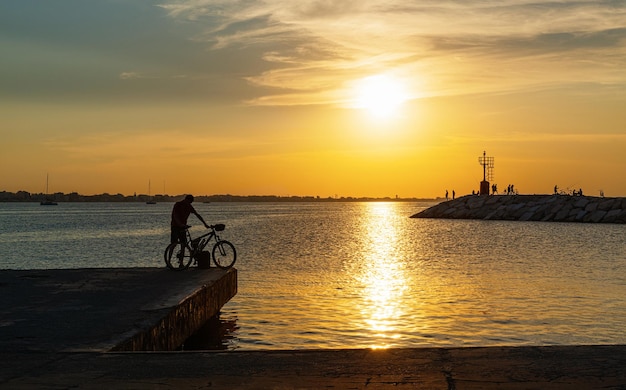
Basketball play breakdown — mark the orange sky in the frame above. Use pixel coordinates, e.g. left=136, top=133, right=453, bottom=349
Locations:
left=2, top=1, right=626, bottom=198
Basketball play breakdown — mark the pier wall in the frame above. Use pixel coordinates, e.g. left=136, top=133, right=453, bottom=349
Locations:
left=412, top=195, right=626, bottom=223
left=111, top=268, right=237, bottom=352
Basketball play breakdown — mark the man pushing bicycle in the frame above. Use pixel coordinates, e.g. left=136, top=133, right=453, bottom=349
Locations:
left=170, top=195, right=209, bottom=245
left=165, top=195, right=237, bottom=271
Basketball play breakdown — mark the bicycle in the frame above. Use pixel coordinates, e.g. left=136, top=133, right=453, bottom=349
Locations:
left=164, top=224, right=237, bottom=271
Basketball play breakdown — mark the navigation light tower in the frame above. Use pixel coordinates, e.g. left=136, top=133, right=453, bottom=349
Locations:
left=478, top=151, right=494, bottom=196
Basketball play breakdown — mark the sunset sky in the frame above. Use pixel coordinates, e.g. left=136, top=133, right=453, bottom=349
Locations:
left=2, top=1, right=626, bottom=198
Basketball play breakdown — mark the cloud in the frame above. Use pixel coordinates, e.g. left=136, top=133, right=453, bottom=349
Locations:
left=5, top=1, right=625, bottom=106
left=119, top=72, right=143, bottom=80
left=156, top=0, right=626, bottom=106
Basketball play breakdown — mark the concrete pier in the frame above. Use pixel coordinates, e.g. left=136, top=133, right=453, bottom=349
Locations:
left=2, top=268, right=625, bottom=388
left=0, top=267, right=237, bottom=352
left=1, top=345, right=625, bottom=388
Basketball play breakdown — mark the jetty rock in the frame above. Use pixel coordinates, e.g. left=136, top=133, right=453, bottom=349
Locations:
left=411, top=195, right=626, bottom=224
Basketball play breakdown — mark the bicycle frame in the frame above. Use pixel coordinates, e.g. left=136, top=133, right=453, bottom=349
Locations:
left=185, top=229, right=215, bottom=257
left=181, top=224, right=228, bottom=258
left=165, top=223, right=236, bottom=270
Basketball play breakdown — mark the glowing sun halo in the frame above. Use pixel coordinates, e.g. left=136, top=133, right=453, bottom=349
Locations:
left=352, top=74, right=410, bottom=119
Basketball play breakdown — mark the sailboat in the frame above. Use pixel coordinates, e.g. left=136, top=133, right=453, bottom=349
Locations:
left=40, top=174, right=58, bottom=206
left=146, top=180, right=156, bottom=204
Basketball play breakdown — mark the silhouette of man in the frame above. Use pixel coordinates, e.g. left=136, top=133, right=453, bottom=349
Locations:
left=171, top=195, right=209, bottom=244
left=445, top=190, right=449, bottom=200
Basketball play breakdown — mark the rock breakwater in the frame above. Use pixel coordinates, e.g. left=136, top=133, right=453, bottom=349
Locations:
left=411, top=195, right=626, bottom=223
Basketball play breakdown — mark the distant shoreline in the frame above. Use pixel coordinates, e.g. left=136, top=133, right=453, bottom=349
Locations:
left=0, top=191, right=440, bottom=203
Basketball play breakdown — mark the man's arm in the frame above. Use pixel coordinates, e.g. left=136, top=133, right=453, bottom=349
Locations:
left=193, top=211, right=210, bottom=228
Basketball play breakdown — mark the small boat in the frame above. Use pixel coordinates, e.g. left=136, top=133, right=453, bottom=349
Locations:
left=41, top=174, right=58, bottom=206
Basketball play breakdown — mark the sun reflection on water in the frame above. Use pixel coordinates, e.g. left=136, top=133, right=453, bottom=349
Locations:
left=357, top=202, right=409, bottom=349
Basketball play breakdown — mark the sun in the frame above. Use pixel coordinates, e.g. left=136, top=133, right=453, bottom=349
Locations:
left=352, top=74, right=410, bottom=119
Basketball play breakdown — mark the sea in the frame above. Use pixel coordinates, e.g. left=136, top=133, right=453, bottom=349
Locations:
left=1, top=201, right=625, bottom=351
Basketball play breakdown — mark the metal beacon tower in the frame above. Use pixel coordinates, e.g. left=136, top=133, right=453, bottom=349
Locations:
left=478, top=151, right=494, bottom=196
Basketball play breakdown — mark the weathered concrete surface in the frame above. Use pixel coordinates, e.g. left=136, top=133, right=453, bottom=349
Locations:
left=0, top=267, right=237, bottom=352
left=1, top=345, right=625, bottom=389
left=412, top=195, right=626, bottom=223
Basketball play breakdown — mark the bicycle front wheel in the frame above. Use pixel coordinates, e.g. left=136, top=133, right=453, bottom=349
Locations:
left=212, top=240, right=236, bottom=269
left=164, top=243, right=193, bottom=271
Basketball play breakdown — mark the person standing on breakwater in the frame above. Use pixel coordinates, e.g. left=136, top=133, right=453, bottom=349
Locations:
left=171, top=195, right=210, bottom=245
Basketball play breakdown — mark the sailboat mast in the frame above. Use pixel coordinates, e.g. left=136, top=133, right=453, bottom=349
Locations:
left=41, top=173, right=58, bottom=205
left=146, top=179, right=157, bottom=204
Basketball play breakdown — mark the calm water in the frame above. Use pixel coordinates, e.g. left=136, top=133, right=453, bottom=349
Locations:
left=1, top=201, right=625, bottom=350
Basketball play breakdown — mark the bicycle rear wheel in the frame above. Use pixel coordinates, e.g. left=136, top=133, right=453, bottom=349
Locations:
left=212, top=240, right=236, bottom=269
left=164, top=242, right=193, bottom=271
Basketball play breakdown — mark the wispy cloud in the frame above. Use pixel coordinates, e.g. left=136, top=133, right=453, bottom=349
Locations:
left=119, top=72, right=144, bottom=80
left=158, top=0, right=626, bottom=105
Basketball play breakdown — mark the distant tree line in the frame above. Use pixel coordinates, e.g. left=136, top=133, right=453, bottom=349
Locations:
left=0, top=190, right=436, bottom=203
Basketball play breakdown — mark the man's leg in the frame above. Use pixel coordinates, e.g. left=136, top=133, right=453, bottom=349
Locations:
left=171, top=227, right=178, bottom=244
